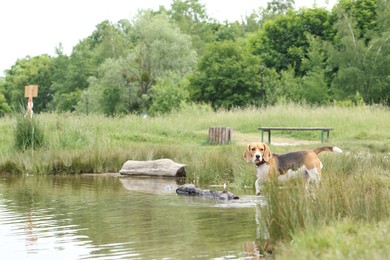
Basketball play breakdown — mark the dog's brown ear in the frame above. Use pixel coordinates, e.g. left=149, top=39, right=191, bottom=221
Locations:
left=263, top=143, right=272, bottom=162
left=243, top=145, right=252, bottom=162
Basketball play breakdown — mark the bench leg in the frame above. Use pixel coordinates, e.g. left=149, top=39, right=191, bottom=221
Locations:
left=321, top=130, right=331, bottom=143
left=260, top=130, right=271, bottom=144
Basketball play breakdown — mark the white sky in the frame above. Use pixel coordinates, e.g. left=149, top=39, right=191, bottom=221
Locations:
left=0, top=0, right=337, bottom=76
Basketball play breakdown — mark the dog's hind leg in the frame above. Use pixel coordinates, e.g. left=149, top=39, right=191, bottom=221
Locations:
left=304, top=166, right=321, bottom=201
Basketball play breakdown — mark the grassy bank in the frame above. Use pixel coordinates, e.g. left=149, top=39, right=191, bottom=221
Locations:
left=1, top=103, right=390, bottom=257
left=0, top=103, right=389, bottom=184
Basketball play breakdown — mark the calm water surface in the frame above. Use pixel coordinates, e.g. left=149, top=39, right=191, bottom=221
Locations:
left=0, top=175, right=267, bottom=259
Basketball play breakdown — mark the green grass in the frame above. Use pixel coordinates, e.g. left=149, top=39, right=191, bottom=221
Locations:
left=277, top=219, right=390, bottom=259
left=0, top=103, right=390, bottom=257
left=0, top=103, right=389, bottom=179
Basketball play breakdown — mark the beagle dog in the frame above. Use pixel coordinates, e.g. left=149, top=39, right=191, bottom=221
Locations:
left=243, top=142, right=342, bottom=195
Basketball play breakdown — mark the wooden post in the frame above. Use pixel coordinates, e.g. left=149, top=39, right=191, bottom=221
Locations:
left=24, top=85, right=38, bottom=119
left=208, top=127, right=232, bottom=144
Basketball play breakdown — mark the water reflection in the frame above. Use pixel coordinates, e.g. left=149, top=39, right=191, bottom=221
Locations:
left=0, top=175, right=269, bottom=259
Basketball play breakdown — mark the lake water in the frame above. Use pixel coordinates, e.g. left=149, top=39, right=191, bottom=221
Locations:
left=0, top=175, right=268, bottom=259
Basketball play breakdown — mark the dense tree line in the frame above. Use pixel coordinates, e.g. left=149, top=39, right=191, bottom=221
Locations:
left=0, top=0, right=389, bottom=116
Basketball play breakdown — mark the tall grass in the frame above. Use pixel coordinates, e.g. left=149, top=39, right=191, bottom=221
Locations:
left=14, top=113, right=44, bottom=151
left=260, top=152, right=390, bottom=255
left=0, top=103, right=389, bottom=177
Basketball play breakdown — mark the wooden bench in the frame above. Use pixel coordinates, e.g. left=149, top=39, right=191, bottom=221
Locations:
left=258, top=127, right=333, bottom=144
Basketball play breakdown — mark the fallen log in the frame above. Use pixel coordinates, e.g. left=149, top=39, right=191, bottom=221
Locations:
left=176, top=184, right=239, bottom=200
left=119, top=159, right=186, bottom=177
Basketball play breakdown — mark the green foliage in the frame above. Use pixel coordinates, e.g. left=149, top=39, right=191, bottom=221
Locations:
left=329, top=11, right=390, bottom=104
left=168, top=0, right=216, bottom=51
left=300, top=70, right=330, bottom=104
left=258, top=0, right=295, bottom=24
left=249, top=8, right=335, bottom=75
left=338, top=0, right=378, bottom=42
left=14, top=114, right=44, bottom=151
left=334, top=91, right=365, bottom=107
left=0, top=91, right=11, bottom=117
left=121, top=11, right=196, bottom=111
left=45, top=49, right=86, bottom=112
left=190, top=40, right=261, bottom=109
left=3, top=55, right=54, bottom=112
left=148, top=72, right=190, bottom=116
left=1, top=0, right=390, bottom=112
left=84, top=58, right=128, bottom=116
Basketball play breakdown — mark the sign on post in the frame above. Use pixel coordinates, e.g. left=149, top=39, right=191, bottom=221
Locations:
left=24, top=85, right=38, bottom=98
left=24, top=85, right=38, bottom=119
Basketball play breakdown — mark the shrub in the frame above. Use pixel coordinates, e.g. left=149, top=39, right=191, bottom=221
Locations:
left=148, top=72, right=189, bottom=116
left=14, top=114, right=44, bottom=151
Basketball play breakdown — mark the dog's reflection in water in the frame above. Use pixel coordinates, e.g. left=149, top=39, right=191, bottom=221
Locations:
left=243, top=199, right=272, bottom=259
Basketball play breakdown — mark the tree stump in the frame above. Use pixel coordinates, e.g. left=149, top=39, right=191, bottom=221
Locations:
left=208, top=127, right=232, bottom=144
left=119, top=159, right=186, bottom=177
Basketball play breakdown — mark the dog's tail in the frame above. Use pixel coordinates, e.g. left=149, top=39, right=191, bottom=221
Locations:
left=314, top=146, right=343, bottom=154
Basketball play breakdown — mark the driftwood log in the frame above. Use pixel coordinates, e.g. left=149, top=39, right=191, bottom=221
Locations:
left=119, top=159, right=186, bottom=177
left=176, top=184, right=239, bottom=200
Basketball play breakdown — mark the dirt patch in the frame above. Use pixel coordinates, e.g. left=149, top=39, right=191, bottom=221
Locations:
left=233, top=131, right=318, bottom=146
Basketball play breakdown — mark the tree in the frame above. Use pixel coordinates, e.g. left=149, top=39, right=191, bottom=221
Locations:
left=3, top=55, right=54, bottom=112
left=249, top=8, right=335, bottom=76
left=337, top=0, right=378, bottom=43
left=50, top=21, right=133, bottom=112
left=124, top=11, right=196, bottom=110
left=189, top=40, right=261, bottom=109
left=148, top=71, right=190, bottom=116
left=77, top=58, right=128, bottom=116
left=0, top=78, right=11, bottom=116
left=168, top=0, right=215, bottom=51
left=261, top=0, right=295, bottom=22
left=0, top=92, right=11, bottom=116
left=329, top=4, right=390, bottom=104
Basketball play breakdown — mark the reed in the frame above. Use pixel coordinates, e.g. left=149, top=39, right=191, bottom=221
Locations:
left=260, top=152, right=390, bottom=249
left=13, top=113, right=44, bottom=151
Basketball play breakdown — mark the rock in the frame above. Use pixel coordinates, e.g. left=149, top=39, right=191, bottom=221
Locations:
left=176, top=184, right=239, bottom=200
left=119, top=159, right=186, bottom=177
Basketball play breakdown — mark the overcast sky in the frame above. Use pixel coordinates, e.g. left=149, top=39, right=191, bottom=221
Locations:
left=0, top=0, right=336, bottom=76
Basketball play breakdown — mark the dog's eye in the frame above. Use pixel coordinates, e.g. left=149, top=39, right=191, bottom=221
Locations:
left=260, top=148, right=264, bottom=151
left=251, top=148, right=256, bottom=151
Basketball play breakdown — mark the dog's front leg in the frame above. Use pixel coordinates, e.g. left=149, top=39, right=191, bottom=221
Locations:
left=255, top=177, right=263, bottom=195
left=255, top=165, right=269, bottom=195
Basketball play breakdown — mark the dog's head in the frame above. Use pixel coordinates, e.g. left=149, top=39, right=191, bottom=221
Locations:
left=243, top=142, right=272, bottom=164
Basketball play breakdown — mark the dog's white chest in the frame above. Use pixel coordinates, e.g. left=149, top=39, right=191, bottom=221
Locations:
left=256, top=164, right=269, bottom=178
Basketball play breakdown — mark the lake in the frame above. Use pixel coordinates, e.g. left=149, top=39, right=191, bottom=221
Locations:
left=0, top=175, right=268, bottom=259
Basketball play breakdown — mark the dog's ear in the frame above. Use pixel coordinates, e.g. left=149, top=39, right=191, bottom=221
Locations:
left=243, top=144, right=252, bottom=162
left=263, top=143, right=272, bottom=162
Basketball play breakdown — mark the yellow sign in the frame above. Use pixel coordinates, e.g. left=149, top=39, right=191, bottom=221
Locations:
left=24, top=85, right=38, bottom=98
